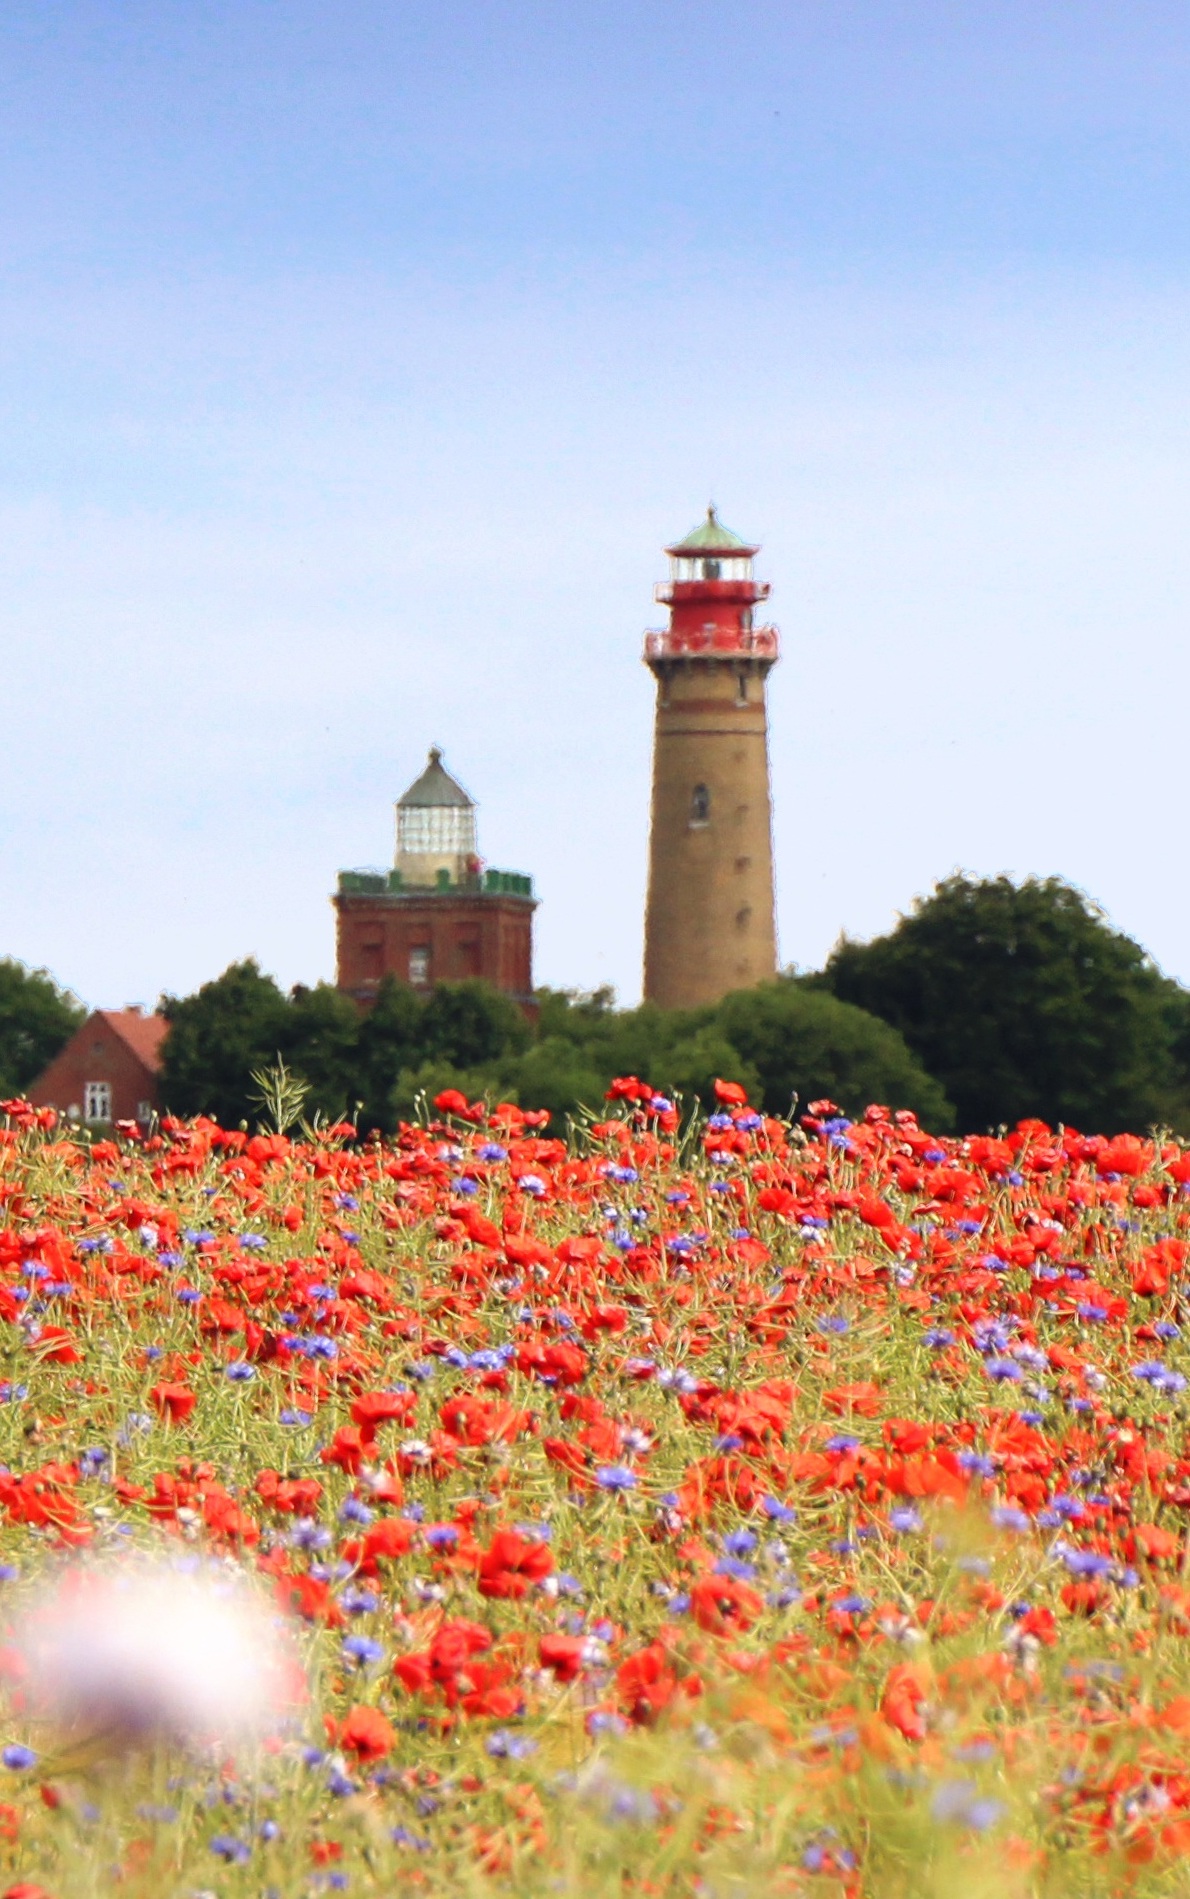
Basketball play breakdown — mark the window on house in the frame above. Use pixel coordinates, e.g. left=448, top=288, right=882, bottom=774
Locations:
left=83, top=1081, right=112, bottom=1123
left=136, top=1100, right=153, bottom=1123
left=409, top=946, right=430, bottom=985
left=690, top=783, right=711, bottom=826
left=457, top=937, right=482, bottom=978
left=360, top=936, right=384, bottom=979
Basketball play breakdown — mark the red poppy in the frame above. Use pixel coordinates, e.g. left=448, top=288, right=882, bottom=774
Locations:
left=477, top=1528, right=554, bottom=1600
left=148, top=1381, right=196, bottom=1425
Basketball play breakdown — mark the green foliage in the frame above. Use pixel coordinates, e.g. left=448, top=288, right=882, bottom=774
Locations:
left=820, top=873, right=1190, bottom=1134
left=180, top=890, right=1190, bottom=1138
left=355, top=975, right=424, bottom=1130
left=386, top=1058, right=503, bottom=1126
left=496, top=1037, right=608, bottom=1127
left=160, top=960, right=291, bottom=1126
left=159, top=967, right=533, bottom=1134
left=280, top=983, right=363, bottom=1121
left=472, top=983, right=944, bottom=1131
left=0, top=958, right=85, bottom=1095
left=248, top=1056, right=311, bottom=1135
left=419, top=979, right=532, bottom=1067
left=716, top=978, right=954, bottom=1127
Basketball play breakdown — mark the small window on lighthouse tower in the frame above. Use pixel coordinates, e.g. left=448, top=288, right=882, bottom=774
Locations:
left=690, top=784, right=711, bottom=826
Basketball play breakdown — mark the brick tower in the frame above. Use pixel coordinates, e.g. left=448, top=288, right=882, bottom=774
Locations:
left=334, top=749, right=536, bottom=1008
left=642, top=508, right=779, bottom=1009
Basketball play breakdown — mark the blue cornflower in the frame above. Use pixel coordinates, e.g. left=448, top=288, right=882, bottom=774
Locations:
left=210, top=1835, right=251, bottom=1863
left=984, top=1357, right=1023, bottom=1382
left=722, top=1529, right=757, bottom=1556
left=1059, top=1547, right=1112, bottom=1577
left=889, top=1507, right=923, bottom=1533
left=486, top=1730, right=537, bottom=1759
left=225, top=1361, right=255, bottom=1382
left=290, top=1519, right=332, bottom=1551
left=2, top=1745, right=36, bottom=1770
left=594, top=1465, right=636, bottom=1492
left=990, top=1507, right=1031, bottom=1532
left=761, top=1496, right=796, bottom=1522
left=340, top=1588, right=379, bottom=1616
left=342, top=1635, right=384, bottom=1668
left=932, top=1782, right=1002, bottom=1830
left=714, top=1556, right=757, bottom=1581
left=1134, top=1361, right=1188, bottom=1392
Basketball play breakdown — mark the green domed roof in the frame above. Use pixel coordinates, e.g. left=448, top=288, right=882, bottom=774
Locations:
left=666, top=505, right=757, bottom=557
left=397, top=748, right=474, bottom=809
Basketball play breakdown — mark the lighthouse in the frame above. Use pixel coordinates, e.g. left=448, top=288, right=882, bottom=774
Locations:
left=642, top=508, right=779, bottom=1009
left=334, top=749, right=536, bottom=1008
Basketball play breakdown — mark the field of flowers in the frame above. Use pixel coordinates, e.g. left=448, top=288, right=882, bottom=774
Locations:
left=3, top=1082, right=1190, bottom=1897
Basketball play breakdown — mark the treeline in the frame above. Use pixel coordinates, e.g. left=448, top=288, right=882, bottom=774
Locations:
left=157, top=874, right=1190, bottom=1135
left=7, top=874, right=1190, bottom=1135
left=157, top=958, right=949, bottom=1132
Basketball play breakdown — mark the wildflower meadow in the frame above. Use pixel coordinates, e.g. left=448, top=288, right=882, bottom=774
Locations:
left=3, top=1082, right=1190, bottom=1896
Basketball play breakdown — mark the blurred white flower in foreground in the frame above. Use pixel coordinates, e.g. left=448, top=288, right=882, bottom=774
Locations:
left=9, top=1562, right=305, bottom=1752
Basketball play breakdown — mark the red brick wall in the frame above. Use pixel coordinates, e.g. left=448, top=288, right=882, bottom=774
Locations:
left=335, top=893, right=535, bottom=1008
left=30, top=1016, right=162, bottom=1124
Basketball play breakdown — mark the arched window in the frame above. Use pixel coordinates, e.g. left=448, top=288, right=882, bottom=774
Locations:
left=690, top=783, right=710, bottom=825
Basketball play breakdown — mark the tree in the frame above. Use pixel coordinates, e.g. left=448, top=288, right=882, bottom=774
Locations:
left=715, top=980, right=953, bottom=1127
left=500, top=1039, right=608, bottom=1127
left=355, top=976, right=425, bottom=1132
left=160, top=960, right=291, bottom=1125
left=419, top=981, right=531, bottom=1068
left=282, top=984, right=364, bottom=1123
left=819, top=874, right=1187, bottom=1134
left=0, top=959, right=85, bottom=1095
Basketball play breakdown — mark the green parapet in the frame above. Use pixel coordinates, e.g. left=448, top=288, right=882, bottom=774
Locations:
left=338, top=870, right=386, bottom=895
left=481, top=868, right=533, bottom=898
left=435, top=867, right=451, bottom=891
left=387, top=869, right=403, bottom=892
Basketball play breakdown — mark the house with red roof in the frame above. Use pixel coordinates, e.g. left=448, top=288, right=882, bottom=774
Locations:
left=29, top=1008, right=169, bottom=1127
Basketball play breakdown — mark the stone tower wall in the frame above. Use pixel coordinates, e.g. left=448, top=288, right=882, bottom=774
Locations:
left=335, top=892, right=536, bottom=1010
left=643, top=657, right=777, bottom=1010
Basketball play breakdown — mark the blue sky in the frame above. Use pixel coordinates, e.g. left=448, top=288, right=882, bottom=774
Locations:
left=4, top=2, right=1190, bottom=1008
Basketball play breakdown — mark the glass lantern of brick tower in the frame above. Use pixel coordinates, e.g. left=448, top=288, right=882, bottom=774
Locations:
left=642, top=508, right=779, bottom=1009
left=334, top=749, right=537, bottom=1008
